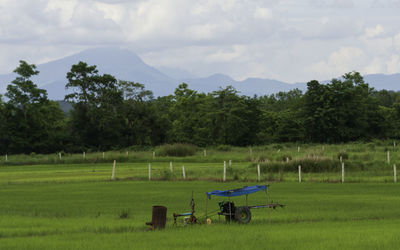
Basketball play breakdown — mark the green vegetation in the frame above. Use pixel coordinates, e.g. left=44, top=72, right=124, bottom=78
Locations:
left=2, top=60, right=400, bottom=155
left=0, top=175, right=399, bottom=249
left=156, top=143, right=197, bottom=157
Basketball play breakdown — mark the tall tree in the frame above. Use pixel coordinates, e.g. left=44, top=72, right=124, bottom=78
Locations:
left=4, top=60, right=65, bottom=153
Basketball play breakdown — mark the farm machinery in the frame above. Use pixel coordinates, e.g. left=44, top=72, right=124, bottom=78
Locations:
left=173, top=185, right=284, bottom=225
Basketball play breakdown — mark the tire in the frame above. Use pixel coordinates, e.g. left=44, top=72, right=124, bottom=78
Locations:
left=235, top=206, right=251, bottom=224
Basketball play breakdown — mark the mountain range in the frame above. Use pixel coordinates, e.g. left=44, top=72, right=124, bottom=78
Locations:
left=0, top=47, right=399, bottom=100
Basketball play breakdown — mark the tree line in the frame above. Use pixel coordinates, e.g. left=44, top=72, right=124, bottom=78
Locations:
left=1, top=60, right=400, bottom=154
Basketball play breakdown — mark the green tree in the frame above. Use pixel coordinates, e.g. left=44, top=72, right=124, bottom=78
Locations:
left=65, top=61, right=125, bottom=150
left=4, top=60, right=66, bottom=153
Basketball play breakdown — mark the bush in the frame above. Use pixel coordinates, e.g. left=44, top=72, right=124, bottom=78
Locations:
left=156, top=143, right=197, bottom=157
left=252, top=157, right=343, bottom=173
left=337, top=151, right=349, bottom=160
left=216, top=145, right=231, bottom=151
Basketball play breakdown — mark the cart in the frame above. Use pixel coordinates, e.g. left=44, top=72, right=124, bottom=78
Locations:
left=205, top=185, right=284, bottom=224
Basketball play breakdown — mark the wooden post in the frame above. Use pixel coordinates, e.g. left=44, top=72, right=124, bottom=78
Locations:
left=394, top=164, right=397, bottom=183
left=170, top=161, right=173, bottom=173
left=153, top=151, right=155, bottom=159
left=204, top=149, right=207, bottom=157
left=277, top=149, right=280, bottom=153
left=394, top=141, right=396, bottom=147
left=257, top=164, right=261, bottom=182
left=83, top=152, right=86, bottom=159
left=340, top=156, right=342, bottom=162
left=59, top=153, right=62, bottom=160
left=5, top=154, right=7, bottom=162
left=182, top=165, right=186, bottom=180
left=297, top=146, right=300, bottom=153
left=126, top=151, right=129, bottom=157
left=111, top=160, right=116, bottom=180
left=322, top=146, right=325, bottom=151
left=223, top=161, right=226, bottom=182
left=148, top=163, right=151, bottom=180
left=286, top=157, right=289, bottom=163
left=229, top=160, right=232, bottom=169
left=387, top=151, right=390, bottom=164
left=342, top=162, right=345, bottom=183
left=298, top=165, right=302, bottom=183
left=102, top=152, right=105, bottom=159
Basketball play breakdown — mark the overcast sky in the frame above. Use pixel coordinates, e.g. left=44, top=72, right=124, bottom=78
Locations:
left=0, top=0, right=400, bottom=82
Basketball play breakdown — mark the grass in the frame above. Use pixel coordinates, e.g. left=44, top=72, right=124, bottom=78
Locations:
left=0, top=178, right=400, bottom=249
left=1, top=141, right=400, bottom=249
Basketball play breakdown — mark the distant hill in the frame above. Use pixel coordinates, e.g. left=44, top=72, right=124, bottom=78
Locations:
left=0, top=47, right=400, bottom=100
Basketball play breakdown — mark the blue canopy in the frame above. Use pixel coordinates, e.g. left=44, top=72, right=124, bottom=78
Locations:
left=206, top=185, right=267, bottom=199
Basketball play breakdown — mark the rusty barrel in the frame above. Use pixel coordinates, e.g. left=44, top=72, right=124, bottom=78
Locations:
left=146, top=205, right=167, bottom=230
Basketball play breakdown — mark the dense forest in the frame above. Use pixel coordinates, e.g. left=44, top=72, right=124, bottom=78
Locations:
left=1, top=60, right=400, bottom=154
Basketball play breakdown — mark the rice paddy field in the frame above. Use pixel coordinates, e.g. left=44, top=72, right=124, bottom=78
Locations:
left=1, top=142, right=400, bottom=249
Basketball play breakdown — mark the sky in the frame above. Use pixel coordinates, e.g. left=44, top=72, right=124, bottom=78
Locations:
left=0, top=0, right=400, bottom=83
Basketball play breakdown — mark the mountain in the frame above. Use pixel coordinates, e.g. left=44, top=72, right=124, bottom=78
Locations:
left=0, top=47, right=400, bottom=100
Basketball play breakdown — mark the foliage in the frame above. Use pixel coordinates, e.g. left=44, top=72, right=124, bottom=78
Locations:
left=156, top=143, right=197, bottom=157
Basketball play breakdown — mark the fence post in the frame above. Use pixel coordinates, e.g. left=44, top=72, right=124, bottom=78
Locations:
left=182, top=165, right=186, bottom=180
left=83, top=152, right=86, bottom=159
left=204, top=149, right=207, bottom=157
left=342, top=162, right=345, bottom=183
left=170, top=161, right=173, bottom=173
left=394, top=141, right=396, bottom=147
left=153, top=151, right=155, bottom=159
left=387, top=151, right=390, bottom=164
left=59, top=153, right=62, bottom=160
left=126, top=151, right=129, bottom=157
left=249, top=147, right=252, bottom=156
left=298, top=165, right=302, bottom=183
left=297, top=146, right=300, bottom=153
left=229, top=160, right=232, bottom=169
left=5, top=154, right=7, bottom=162
left=286, top=157, right=289, bottom=163
left=111, top=160, right=116, bottom=181
left=148, top=163, right=151, bottom=180
left=394, top=164, right=397, bottom=183
left=102, top=152, right=105, bottom=159
left=340, top=155, right=342, bottom=162
left=257, top=164, right=261, bottom=182
left=223, top=161, right=226, bottom=182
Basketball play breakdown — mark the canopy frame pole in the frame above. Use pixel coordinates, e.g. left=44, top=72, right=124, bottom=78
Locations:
left=205, top=194, right=208, bottom=222
left=228, top=193, right=232, bottom=224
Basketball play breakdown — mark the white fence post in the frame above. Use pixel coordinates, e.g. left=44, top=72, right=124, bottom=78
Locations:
left=223, top=161, right=226, bottom=182
left=111, top=160, right=116, bottom=181
left=387, top=151, right=390, bottom=164
left=394, top=164, right=397, bottom=183
left=204, top=149, right=207, bottom=157
left=102, top=152, right=105, bottom=159
left=340, top=156, right=343, bottom=162
left=257, top=164, right=261, bottom=182
left=5, top=154, right=7, bottom=162
left=148, top=163, right=151, bottom=180
left=182, top=165, right=186, bottom=180
left=298, top=165, right=302, bottom=183
left=286, top=157, right=289, bottom=163
left=170, top=161, right=173, bottom=173
left=297, top=146, right=300, bottom=153
left=394, top=141, right=396, bottom=147
left=229, top=160, right=232, bottom=169
left=126, top=151, right=129, bottom=156
left=83, top=152, right=86, bottom=159
left=342, top=162, right=345, bottom=183
left=59, top=153, right=62, bottom=160
left=153, top=151, right=155, bottom=159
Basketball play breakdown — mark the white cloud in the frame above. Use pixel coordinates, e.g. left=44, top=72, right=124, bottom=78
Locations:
left=0, top=0, right=399, bottom=83
left=365, top=25, right=384, bottom=38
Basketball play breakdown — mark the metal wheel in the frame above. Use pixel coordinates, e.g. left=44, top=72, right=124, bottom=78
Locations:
left=234, top=206, right=251, bottom=224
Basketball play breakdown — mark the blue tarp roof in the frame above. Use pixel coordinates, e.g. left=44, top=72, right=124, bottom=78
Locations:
left=206, top=185, right=267, bottom=199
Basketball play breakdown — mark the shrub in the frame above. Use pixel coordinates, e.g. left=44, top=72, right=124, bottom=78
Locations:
left=337, top=151, right=349, bottom=160
left=252, top=157, right=343, bottom=173
left=216, top=144, right=231, bottom=151
left=156, top=143, right=197, bottom=157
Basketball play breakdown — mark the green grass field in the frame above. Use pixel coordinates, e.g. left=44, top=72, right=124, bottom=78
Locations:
left=1, top=165, right=400, bottom=249
left=1, top=142, right=400, bottom=249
